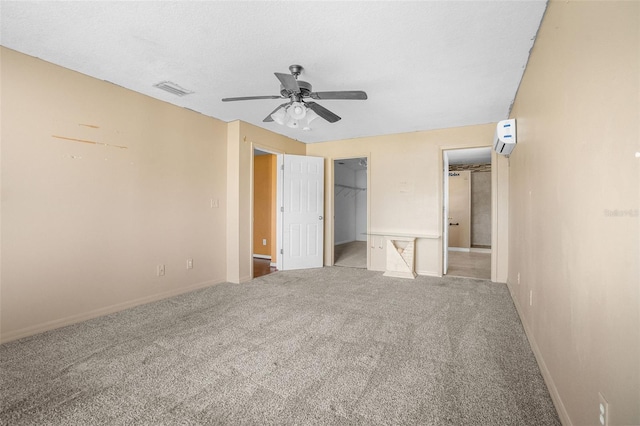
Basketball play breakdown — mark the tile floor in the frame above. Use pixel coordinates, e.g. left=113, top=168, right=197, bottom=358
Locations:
left=446, top=250, right=491, bottom=280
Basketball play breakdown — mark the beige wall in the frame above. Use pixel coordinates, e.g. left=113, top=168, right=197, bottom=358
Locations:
left=225, top=121, right=305, bottom=283
left=507, top=2, right=639, bottom=425
left=1, top=47, right=228, bottom=342
left=306, top=125, right=509, bottom=279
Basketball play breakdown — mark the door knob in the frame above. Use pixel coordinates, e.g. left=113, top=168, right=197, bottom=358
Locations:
left=449, top=222, right=459, bottom=226
left=319, top=216, right=324, bottom=220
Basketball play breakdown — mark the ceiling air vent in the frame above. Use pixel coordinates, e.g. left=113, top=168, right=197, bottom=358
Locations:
left=153, top=81, right=193, bottom=97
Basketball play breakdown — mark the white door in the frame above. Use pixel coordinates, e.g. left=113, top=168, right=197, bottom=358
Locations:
left=448, top=171, right=471, bottom=249
left=280, top=154, right=324, bottom=270
left=443, top=151, right=449, bottom=275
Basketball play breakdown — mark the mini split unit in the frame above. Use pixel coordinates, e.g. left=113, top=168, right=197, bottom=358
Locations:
left=494, top=119, right=517, bottom=156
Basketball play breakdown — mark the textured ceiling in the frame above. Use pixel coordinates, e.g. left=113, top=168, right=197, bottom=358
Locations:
left=447, top=147, right=492, bottom=165
left=0, top=1, right=547, bottom=144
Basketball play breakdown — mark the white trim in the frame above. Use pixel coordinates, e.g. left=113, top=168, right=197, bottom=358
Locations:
left=253, top=254, right=272, bottom=260
left=276, top=154, right=283, bottom=272
left=369, top=232, right=440, bottom=239
left=448, top=247, right=470, bottom=252
left=270, top=262, right=277, bottom=267
left=509, top=283, right=573, bottom=426
left=416, top=270, right=441, bottom=277
left=0, top=279, right=225, bottom=344
left=470, top=247, right=491, bottom=254
left=334, top=239, right=356, bottom=246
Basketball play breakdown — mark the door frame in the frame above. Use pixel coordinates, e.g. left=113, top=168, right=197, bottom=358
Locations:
left=250, top=144, right=283, bottom=279
left=329, top=155, right=370, bottom=269
left=441, top=146, right=494, bottom=279
left=443, top=151, right=450, bottom=274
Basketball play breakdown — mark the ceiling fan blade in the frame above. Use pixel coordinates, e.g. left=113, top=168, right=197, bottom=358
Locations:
left=274, top=72, right=300, bottom=94
left=263, top=102, right=290, bottom=122
left=222, top=95, right=283, bottom=102
left=305, top=102, right=341, bottom=123
left=310, top=91, right=368, bottom=100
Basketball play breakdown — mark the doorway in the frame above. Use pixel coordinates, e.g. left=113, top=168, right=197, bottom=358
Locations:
left=253, top=148, right=278, bottom=278
left=251, top=151, right=325, bottom=278
left=333, top=158, right=368, bottom=268
left=443, top=148, right=492, bottom=279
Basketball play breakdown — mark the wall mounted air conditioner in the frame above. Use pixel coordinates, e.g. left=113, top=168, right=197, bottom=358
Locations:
left=494, top=119, right=517, bottom=156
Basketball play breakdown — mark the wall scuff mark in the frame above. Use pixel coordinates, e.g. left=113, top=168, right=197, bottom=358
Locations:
left=52, top=135, right=127, bottom=149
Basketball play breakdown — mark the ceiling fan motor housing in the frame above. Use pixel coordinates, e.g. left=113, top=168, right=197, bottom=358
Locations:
left=280, top=80, right=312, bottom=99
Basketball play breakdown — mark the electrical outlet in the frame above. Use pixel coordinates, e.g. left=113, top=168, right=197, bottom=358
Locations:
left=598, top=393, right=609, bottom=426
left=187, top=259, right=193, bottom=269
left=210, top=198, right=219, bottom=208
left=262, top=239, right=267, bottom=246
left=157, top=264, right=165, bottom=276
left=529, top=290, right=533, bottom=306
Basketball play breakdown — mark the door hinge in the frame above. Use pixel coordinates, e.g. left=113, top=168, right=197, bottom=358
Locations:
left=281, top=164, right=284, bottom=170
left=280, top=206, right=284, bottom=212
left=280, top=249, right=283, bottom=255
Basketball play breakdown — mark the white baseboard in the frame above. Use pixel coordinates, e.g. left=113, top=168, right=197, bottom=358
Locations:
left=416, top=270, right=441, bottom=277
left=334, top=239, right=354, bottom=246
left=448, top=247, right=470, bottom=252
left=270, top=262, right=277, bottom=267
left=508, top=282, right=572, bottom=426
left=253, top=254, right=271, bottom=260
left=0, top=278, right=225, bottom=344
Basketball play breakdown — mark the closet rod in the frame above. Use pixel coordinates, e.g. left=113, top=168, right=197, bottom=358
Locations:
left=335, top=184, right=366, bottom=191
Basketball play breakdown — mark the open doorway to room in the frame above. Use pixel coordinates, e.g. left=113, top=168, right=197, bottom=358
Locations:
left=253, top=148, right=278, bottom=278
left=333, top=158, right=368, bottom=268
left=443, top=147, right=492, bottom=280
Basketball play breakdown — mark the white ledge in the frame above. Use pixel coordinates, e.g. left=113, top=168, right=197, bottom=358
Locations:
left=368, top=232, right=440, bottom=239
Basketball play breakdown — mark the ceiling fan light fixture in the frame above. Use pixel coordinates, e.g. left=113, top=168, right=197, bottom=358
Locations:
left=285, top=116, right=299, bottom=129
left=305, top=109, right=319, bottom=125
left=287, top=102, right=307, bottom=120
left=300, top=109, right=319, bottom=131
left=271, top=106, right=287, bottom=125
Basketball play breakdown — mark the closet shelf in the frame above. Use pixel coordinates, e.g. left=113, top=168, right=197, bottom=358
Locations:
left=335, top=184, right=366, bottom=191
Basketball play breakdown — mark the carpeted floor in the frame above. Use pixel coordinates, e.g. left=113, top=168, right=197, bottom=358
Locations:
left=334, top=241, right=367, bottom=268
left=0, top=267, right=560, bottom=425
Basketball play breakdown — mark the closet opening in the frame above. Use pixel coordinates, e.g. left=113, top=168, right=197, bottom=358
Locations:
left=333, top=157, right=368, bottom=269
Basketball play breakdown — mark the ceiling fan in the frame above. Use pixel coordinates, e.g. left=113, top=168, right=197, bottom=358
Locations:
left=221, top=64, right=367, bottom=128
